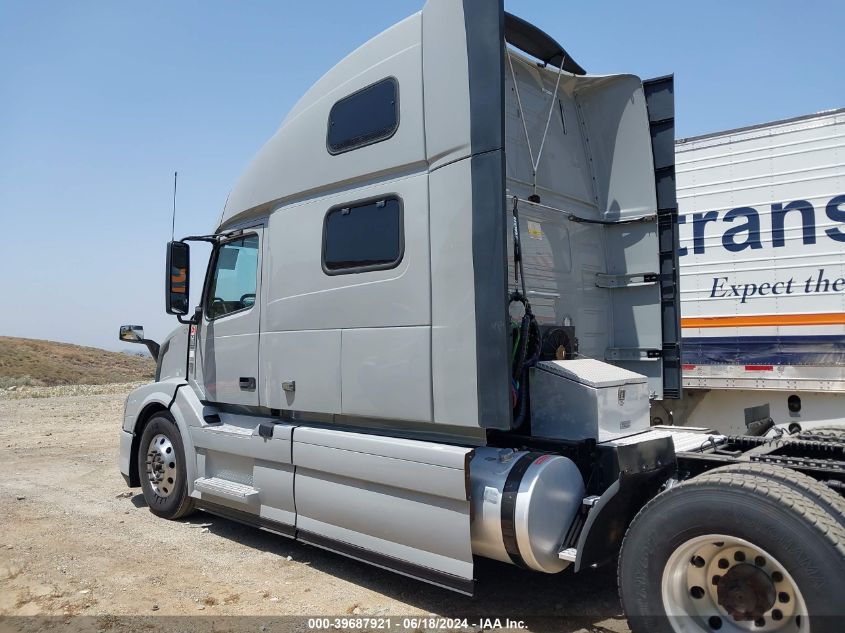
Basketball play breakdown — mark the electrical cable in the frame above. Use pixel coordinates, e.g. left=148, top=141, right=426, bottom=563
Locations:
left=509, top=196, right=541, bottom=427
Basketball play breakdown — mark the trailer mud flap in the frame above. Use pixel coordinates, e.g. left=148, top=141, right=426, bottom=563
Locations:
left=291, top=426, right=476, bottom=594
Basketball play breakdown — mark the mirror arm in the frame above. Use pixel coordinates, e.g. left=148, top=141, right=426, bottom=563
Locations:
left=141, top=339, right=160, bottom=361
left=181, top=235, right=218, bottom=243
left=177, top=305, right=202, bottom=326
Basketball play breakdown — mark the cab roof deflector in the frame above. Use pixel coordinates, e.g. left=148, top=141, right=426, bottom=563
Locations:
left=504, top=12, right=586, bottom=76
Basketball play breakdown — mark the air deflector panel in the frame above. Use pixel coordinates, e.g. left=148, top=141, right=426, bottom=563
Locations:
left=504, top=12, right=586, bottom=75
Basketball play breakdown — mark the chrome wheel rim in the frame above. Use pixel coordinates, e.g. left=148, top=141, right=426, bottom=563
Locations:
left=146, top=433, right=178, bottom=497
left=661, top=534, right=808, bottom=633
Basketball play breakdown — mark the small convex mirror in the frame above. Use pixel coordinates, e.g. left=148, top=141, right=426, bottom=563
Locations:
left=165, top=241, right=190, bottom=315
left=119, top=324, right=144, bottom=342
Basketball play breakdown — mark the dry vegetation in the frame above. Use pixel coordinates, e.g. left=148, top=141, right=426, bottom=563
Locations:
left=0, top=336, right=155, bottom=388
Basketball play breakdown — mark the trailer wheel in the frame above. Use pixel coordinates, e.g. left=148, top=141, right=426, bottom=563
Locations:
left=619, top=472, right=845, bottom=633
left=138, top=412, right=195, bottom=520
left=702, top=463, right=845, bottom=524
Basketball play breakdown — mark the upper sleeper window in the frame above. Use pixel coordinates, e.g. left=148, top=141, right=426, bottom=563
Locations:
left=323, top=197, right=403, bottom=274
left=327, top=78, right=399, bottom=154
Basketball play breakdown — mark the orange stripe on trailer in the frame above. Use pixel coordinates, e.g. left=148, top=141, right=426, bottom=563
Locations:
left=681, top=313, right=845, bottom=328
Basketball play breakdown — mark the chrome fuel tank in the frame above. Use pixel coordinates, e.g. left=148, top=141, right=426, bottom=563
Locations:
left=469, top=447, right=584, bottom=573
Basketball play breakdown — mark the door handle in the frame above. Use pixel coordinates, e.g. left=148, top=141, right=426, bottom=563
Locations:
left=239, top=377, right=256, bottom=391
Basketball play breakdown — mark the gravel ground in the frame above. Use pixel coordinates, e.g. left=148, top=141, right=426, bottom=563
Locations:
left=0, top=381, right=146, bottom=400
left=0, top=386, right=629, bottom=633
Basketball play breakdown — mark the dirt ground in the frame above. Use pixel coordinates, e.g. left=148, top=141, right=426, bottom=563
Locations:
left=0, top=386, right=629, bottom=633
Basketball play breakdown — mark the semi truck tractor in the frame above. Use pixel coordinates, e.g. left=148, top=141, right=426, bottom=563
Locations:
left=656, top=109, right=845, bottom=436
left=117, top=2, right=845, bottom=631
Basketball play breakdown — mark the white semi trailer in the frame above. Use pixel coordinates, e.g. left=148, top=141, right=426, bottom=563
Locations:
left=118, top=3, right=845, bottom=631
left=657, top=109, right=845, bottom=436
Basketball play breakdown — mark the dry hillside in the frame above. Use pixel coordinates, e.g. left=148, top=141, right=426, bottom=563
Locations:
left=0, top=336, right=155, bottom=387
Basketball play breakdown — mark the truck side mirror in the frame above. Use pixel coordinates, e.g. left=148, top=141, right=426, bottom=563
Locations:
left=165, top=241, right=190, bottom=315
left=118, top=324, right=160, bottom=360
left=119, top=325, right=145, bottom=342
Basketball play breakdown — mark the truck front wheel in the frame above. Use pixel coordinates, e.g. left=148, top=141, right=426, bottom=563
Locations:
left=619, top=472, right=845, bottom=633
left=138, top=412, right=195, bottom=520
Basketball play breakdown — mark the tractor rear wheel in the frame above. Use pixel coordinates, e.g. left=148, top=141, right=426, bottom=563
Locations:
left=701, top=463, right=845, bottom=525
left=619, top=472, right=845, bottom=633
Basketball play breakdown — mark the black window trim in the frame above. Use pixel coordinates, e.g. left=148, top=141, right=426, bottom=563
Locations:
left=321, top=195, right=405, bottom=276
left=326, top=76, right=400, bottom=155
left=204, top=231, right=260, bottom=322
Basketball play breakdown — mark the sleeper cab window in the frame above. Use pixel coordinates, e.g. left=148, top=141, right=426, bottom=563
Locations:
left=322, top=197, right=403, bottom=275
left=327, top=77, right=399, bottom=154
left=206, top=234, right=259, bottom=319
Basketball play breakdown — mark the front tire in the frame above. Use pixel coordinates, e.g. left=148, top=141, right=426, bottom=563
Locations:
left=619, top=472, right=845, bottom=633
left=138, top=412, right=195, bottom=519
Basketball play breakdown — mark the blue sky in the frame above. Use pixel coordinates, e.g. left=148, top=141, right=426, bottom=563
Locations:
left=1, top=0, right=843, bottom=350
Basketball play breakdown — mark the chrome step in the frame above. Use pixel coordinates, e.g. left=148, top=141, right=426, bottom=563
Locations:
left=558, top=547, right=577, bottom=562
left=194, top=477, right=258, bottom=503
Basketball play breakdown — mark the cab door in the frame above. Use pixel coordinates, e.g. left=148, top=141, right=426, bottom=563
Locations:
left=195, top=226, right=263, bottom=405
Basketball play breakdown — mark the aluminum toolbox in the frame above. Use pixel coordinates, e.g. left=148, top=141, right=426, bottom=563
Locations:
left=529, top=359, right=650, bottom=441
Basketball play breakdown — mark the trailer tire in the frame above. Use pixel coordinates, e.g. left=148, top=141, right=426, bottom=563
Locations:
left=619, top=472, right=845, bottom=633
left=701, top=463, right=845, bottom=525
left=138, top=412, right=195, bottom=520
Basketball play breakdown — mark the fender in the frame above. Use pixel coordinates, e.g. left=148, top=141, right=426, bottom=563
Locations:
left=167, top=384, right=208, bottom=497
left=120, top=378, right=188, bottom=485
left=122, top=378, right=187, bottom=432
left=574, top=466, right=673, bottom=572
